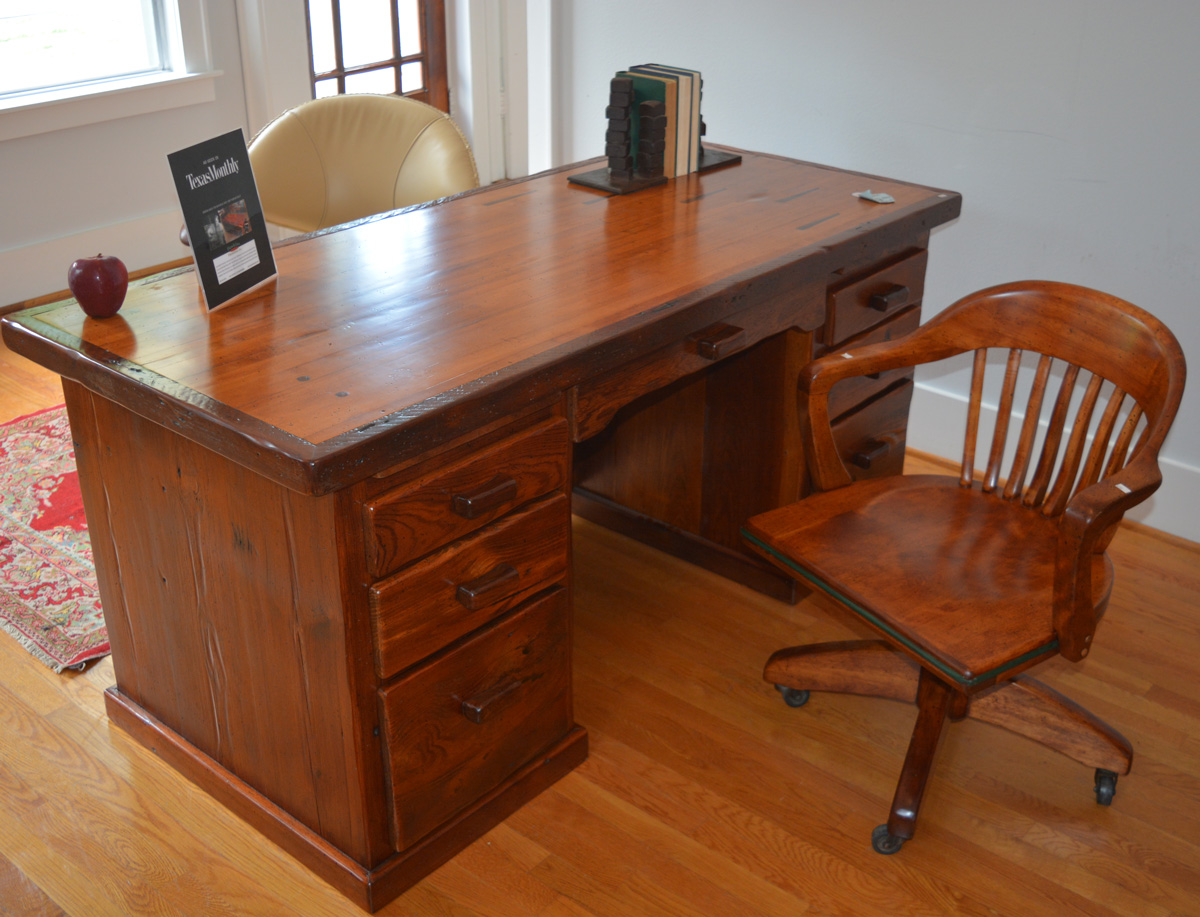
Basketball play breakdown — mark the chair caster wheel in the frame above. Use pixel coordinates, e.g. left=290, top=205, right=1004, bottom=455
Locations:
left=1094, top=768, right=1118, bottom=806
left=775, top=685, right=810, bottom=707
left=871, top=824, right=905, bottom=854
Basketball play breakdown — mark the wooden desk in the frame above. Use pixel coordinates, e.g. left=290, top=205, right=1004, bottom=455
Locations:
left=1, top=149, right=959, bottom=911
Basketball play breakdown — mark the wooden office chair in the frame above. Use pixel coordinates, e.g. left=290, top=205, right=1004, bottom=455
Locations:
left=248, top=93, right=479, bottom=232
left=743, top=281, right=1186, bottom=854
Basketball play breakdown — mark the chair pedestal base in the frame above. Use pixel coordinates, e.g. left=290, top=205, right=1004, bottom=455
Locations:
left=886, top=668, right=953, bottom=842
left=765, top=640, right=1134, bottom=847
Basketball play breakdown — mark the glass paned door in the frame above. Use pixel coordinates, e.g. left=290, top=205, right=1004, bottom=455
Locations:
left=304, top=0, right=447, bottom=111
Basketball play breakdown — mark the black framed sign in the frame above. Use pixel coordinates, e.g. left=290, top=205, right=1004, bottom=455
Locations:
left=168, top=129, right=276, bottom=312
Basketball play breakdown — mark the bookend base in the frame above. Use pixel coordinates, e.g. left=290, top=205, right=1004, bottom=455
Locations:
left=568, top=169, right=669, bottom=195
left=568, top=148, right=742, bottom=196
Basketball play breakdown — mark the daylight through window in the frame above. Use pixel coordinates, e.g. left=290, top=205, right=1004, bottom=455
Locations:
left=0, top=0, right=172, bottom=98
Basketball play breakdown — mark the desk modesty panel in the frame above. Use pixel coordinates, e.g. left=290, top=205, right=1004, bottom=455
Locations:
left=2, top=150, right=960, bottom=910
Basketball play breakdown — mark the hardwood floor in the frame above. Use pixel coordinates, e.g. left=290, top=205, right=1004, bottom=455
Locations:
left=2, top=328, right=1199, bottom=915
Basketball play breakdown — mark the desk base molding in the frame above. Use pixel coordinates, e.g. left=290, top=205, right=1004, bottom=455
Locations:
left=104, top=687, right=588, bottom=912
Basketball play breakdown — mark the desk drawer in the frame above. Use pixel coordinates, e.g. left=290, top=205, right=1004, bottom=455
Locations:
left=370, top=494, right=570, bottom=679
left=569, top=284, right=824, bottom=441
left=365, top=418, right=569, bottom=577
left=831, top=379, right=914, bottom=481
left=824, top=250, right=928, bottom=347
left=379, top=588, right=572, bottom=851
left=823, top=305, right=921, bottom=419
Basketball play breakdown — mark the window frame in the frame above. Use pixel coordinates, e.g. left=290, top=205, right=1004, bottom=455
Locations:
left=305, top=0, right=449, bottom=111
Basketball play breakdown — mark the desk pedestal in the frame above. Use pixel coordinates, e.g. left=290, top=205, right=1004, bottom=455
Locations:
left=66, top=383, right=586, bottom=912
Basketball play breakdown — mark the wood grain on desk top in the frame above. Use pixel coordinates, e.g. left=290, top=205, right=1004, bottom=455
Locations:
left=4, top=151, right=958, bottom=487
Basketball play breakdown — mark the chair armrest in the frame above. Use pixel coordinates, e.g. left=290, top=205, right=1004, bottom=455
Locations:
left=1052, top=457, right=1163, bottom=660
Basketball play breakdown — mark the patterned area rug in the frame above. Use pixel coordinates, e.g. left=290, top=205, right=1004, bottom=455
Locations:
left=0, top=405, right=108, bottom=671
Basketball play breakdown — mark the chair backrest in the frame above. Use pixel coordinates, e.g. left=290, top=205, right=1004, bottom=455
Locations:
left=875, top=282, right=1185, bottom=524
left=806, top=282, right=1185, bottom=516
left=249, top=93, right=480, bottom=232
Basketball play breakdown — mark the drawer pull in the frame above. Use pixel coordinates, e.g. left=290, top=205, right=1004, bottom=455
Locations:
left=456, top=564, right=520, bottom=610
left=851, top=439, right=891, bottom=469
left=869, top=284, right=909, bottom=312
left=460, top=678, right=525, bottom=724
left=452, top=476, right=518, bottom=519
left=691, top=323, right=747, bottom=361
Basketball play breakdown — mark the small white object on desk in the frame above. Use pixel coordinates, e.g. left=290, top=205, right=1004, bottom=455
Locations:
left=853, top=189, right=895, bottom=204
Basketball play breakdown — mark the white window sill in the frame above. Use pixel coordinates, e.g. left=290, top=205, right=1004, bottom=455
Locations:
left=0, top=70, right=221, bottom=143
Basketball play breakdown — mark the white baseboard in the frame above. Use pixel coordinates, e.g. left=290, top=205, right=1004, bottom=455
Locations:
left=908, top=383, right=1200, bottom=545
left=1, top=211, right=187, bottom=307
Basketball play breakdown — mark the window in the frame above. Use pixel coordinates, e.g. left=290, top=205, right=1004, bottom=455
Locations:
left=0, top=0, right=176, bottom=98
left=305, top=0, right=449, bottom=111
left=0, top=0, right=215, bottom=142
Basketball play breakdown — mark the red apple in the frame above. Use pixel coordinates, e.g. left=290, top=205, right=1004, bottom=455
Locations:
left=67, top=254, right=128, bottom=318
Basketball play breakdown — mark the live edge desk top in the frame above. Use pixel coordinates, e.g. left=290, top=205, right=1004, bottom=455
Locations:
left=2, top=149, right=960, bottom=910
left=3, top=149, right=959, bottom=496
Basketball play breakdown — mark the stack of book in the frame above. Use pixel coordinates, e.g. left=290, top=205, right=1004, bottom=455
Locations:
left=610, top=63, right=703, bottom=179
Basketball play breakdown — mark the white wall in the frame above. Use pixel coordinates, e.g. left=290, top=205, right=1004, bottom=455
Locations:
left=549, top=0, right=1200, bottom=542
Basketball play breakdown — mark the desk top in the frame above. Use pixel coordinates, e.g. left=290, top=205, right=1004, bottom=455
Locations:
left=3, top=149, right=960, bottom=494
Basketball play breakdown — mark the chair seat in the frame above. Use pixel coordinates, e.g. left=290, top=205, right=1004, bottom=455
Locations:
left=744, top=474, right=1113, bottom=688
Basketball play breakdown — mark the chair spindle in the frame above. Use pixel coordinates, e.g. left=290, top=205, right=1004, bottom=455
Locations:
left=983, top=349, right=1024, bottom=493
left=1022, top=363, right=1081, bottom=510
left=1043, top=372, right=1104, bottom=517
left=1073, top=386, right=1129, bottom=499
left=961, top=349, right=988, bottom=487
left=1003, top=354, right=1054, bottom=502
left=1104, top=405, right=1145, bottom=479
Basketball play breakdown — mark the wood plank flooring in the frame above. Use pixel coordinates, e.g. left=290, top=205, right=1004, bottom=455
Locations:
left=1, top=327, right=1198, bottom=915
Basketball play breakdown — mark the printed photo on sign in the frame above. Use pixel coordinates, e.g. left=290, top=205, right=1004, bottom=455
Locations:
left=205, top=199, right=252, bottom=249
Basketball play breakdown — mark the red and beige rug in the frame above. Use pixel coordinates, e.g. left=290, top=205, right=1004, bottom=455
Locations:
left=0, top=405, right=108, bottom=671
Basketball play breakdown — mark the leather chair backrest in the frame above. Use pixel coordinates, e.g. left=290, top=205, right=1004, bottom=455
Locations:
left=249, top=93, right=479, bottom=232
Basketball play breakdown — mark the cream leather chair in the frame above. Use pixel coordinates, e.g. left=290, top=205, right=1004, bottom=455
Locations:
left=248, top=93, right=479, bottom=233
